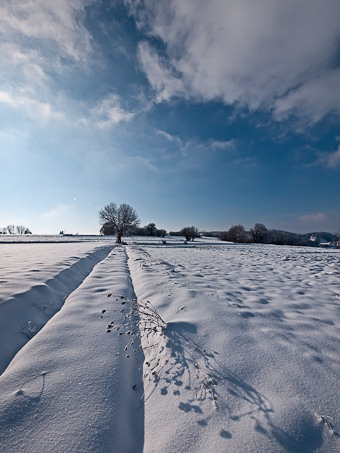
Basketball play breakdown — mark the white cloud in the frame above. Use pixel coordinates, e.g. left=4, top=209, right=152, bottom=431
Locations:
left=274, top=69, right=340, bottom=124
left=0, top=43, right=48, bottom=88
left=325, top=145, right=340, bottom=168
left=0, top=0, right=92, bottom=62
left=0, top=90, right=60, bottom=121
left=210, top=139, right=236, bottom=151
left=129, top=0, right=340, bottom=124
left=138, top=42, right=184, bottom=102
left=156, top=130, right=237, bottom=156
left=90, top=94, right=135, bottom=128
left=300, top=212, right=327, bottom=222
left=156, top=130, right=182, bottom=145
left=0, top=1, right=93, bottom=124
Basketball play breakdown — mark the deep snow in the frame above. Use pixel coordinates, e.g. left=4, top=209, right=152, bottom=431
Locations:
left=0, top=237, right=339, bottom=452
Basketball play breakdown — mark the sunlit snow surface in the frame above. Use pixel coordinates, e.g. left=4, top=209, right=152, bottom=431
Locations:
left=0, top=237, right=339, bottom=452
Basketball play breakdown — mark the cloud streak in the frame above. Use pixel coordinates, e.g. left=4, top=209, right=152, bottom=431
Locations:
left=299, top=212, right=327, bottom=222
left=210, top=140, right=236, bottom=151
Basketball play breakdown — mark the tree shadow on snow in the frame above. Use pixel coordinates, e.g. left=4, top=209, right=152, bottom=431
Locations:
left=142, top=321, right=323, bottom=452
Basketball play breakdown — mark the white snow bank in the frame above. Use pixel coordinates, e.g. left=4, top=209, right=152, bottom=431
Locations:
left=0, top=242, right=115, bottom=374
left=0, top=246, right=144, bottom=453
left=0, top=241, right=116, bottom=303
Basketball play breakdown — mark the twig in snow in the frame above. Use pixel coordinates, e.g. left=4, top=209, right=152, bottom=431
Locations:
left=317, top=414, right=339, bottom=436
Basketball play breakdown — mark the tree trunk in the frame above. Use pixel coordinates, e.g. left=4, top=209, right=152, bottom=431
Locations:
left=116, top=233, right=122, bottom=243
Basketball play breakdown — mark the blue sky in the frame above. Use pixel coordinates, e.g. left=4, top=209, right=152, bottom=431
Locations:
left=1, top=0, right=340, bottom=234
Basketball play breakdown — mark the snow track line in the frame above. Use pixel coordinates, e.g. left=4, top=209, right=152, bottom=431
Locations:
left=0, top=246, right=145, bottom=453
left=0, top=245, right=114, bottom=376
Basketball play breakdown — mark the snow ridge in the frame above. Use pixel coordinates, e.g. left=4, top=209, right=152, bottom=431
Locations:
left=0, top=245, right=114, bottom=375
left=0, top=246, right=145, bottom=453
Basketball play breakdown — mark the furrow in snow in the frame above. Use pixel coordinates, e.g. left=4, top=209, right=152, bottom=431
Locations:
left=0, top=246, right=145, bottom=453
left=0, top=245, right=114, bottom=375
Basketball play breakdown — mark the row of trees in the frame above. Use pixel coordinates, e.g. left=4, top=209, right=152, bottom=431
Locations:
left=220, top=224, right=268, bottom=243
left=220, top=223, right=324, bottom=247
left=131, top=223, right=166, bottom=237
left=99, top=203, right=200, bottom=243
left=98, top=203, right=339, bottom=248
left=0, top=225, right=32, bottom=235
left=169, top=226, right=200, bottom=241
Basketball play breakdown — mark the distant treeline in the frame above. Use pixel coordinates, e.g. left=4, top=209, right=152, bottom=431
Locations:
left=101, top=222, right=167, bottom=238
left=201, top=224, right=338, bottom=247
left=131, top=223, right=167, bottom=237
left=169, top=226, right=200, bottom=241
left=0, top=225, right=32, bottom=235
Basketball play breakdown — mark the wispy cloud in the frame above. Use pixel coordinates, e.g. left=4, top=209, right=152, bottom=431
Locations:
left=0, top=43, right=49, bottom=88
left=88, top=94, right=135, bottom=128
left=299, top=212, right=327, bottom=222
left=0, top=90, right=61, bottom=121
left=312, top=143, right=340, bottom=169
left=0, top=0, right=94, bottom=125
left=210, top=139, right=236, bottom=151
left=156, top=130, right=182, bottom=145
left=156, top=130, right=237, bottom=154
left=129, top=0, right=340, bottom=125
left=273, top=69, right=340, bottom=125
left=0, top=0, right=93, bottom=62
left=325, top=145, right=340, bottom=168
left=138, top=42, right=184, bottom=102
left=40, top=204, right=71, bottom=220
left=155, top=129, right=240, bottom=163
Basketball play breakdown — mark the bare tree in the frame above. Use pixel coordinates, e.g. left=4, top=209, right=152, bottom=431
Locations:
left=335, top=230, right=340, bottom=249
left=6, top=225, right=15, bottom=234
left=250, top=223, right=268, bottom=243
left=16, top=225, right=26, bottom=234
left=146, top=223, right=157, bottom=236
left=180, top=226, right=200, bottom=241
left=224, top=224, right=246, bottom=243
left=99, top=202, right=140, bottom=243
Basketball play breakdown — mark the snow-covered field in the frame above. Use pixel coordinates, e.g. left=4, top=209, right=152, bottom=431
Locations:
left=0, top=237, right=339, bottom=452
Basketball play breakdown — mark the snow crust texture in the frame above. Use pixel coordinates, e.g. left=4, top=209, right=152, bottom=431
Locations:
left=0, top=238, right=339, bottom=452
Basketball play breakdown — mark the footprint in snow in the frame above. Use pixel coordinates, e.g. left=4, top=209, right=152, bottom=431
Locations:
left=240, top=312, right=255, bottom=319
